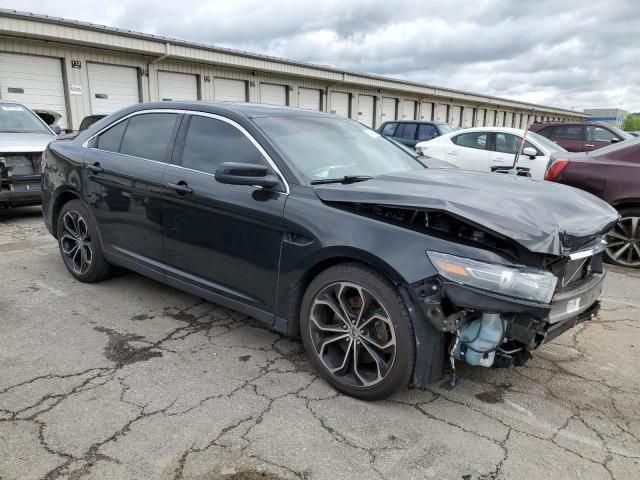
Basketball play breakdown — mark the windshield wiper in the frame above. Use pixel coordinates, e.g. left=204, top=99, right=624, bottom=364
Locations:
left=310, top=175, right=373, bottom=185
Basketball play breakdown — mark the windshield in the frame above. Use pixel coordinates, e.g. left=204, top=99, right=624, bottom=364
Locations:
left=255, top=116, right=424, bottom=182
left=610, top=126, right=633, bottom=140
left=527, top=131, right=567, bottom=153
left=437, top=123, right=458, bottom=134
left=0, top=104, right=52, bottom=134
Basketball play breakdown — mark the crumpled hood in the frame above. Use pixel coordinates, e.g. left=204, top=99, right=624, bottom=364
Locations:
left=313, top=169, right=619, bottom=256
left=0, top=133, right=55, bottom=153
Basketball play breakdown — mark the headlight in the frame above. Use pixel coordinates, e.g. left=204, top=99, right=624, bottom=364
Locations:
left=427, top=251, right=557, bottom=304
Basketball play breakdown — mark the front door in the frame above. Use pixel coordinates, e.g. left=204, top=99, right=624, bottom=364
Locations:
left=162, top=113, right=286, bottom=322
left=83, top=111, right=182, bottom=272
left=584, top=125, right=620, bottom=151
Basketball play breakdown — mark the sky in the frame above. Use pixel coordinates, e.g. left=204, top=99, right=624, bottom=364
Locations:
left=2, top=0, right=639, bottom=112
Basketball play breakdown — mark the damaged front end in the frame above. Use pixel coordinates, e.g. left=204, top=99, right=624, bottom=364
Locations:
left=410, top=241, right=606, bottom=383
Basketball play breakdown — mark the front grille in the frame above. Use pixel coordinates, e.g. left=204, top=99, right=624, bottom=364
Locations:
left=0, top=152, right=40, bottom=177
left=551, top=253, right=603, bottom=291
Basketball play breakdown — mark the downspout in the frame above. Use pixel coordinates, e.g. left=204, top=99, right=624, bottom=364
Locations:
left=147, top=42, right=171, bottom=101
left=325, top=72, right=346, bottom=114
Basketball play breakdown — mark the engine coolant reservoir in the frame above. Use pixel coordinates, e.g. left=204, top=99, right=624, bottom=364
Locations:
left=453, top=313, right=504, bottom=367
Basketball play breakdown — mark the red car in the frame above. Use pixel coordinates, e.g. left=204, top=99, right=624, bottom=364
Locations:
left=545, top=139, right=640, bottom=268
left=530, top=121, right=633, bottom=152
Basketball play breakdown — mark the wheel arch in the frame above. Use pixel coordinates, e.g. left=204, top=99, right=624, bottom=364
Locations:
left=51, top=188, right=83, bottom=238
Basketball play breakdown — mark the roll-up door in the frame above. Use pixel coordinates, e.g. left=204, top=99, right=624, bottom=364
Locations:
left=436, top=104, right=448, bottom=122
left=505, top=112, right=514, bottom=128
left=0, top=53, right=68, bottom=128
left=462, top=107, right=474, bottom=127
left=476, top=108, right=486, bottom=126
left=214, top=78, right=247, bottom=102
left=420, top=102, right=433, bottom=121
left=88, top=63, right=140, bottom=115
left=381, top=97, right=396, bottom=121
left=514, top=113, right=522, bottom=129
left=401, top=100, right=416, bottom=120
left=298, top=88, right=321, bottom=110
left=158, top=71, right=198, bottom=101
left=450, top=106, right=462, bottom=126
left=330, top=92, right=350, bottom=117
left=486, top=110, right=496, bottom=126
left=495, top=111, right=505, bottom=127
left=358, top=95, right=375, bottom=127
left=260, top=83, right=287, bottom=106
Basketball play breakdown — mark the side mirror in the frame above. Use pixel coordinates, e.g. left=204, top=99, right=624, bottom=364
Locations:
left=215, top=162, right=279, bottom=188
left=52, top=125, right=62, bottom=135
left=522, top=146, right=537, bottom=159
left=611, top=137, right=621, bottom=143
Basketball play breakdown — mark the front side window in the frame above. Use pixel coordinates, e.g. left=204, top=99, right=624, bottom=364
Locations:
left=453, top=132, right=488, bottom=150
left=181, top=115, right=265, bottom=175
left=586, top=126, right=616, bottom=142
left=552, top=125, right=583, bottom=140
left=494, top=133, right=540, bottom=155
left=255, top=116, right=422, bottom=182
left=417, top=124, right=438, bottom=141
left=120, top=113, right=179, bottom=161
left=381, top=123, right=397, bottom=136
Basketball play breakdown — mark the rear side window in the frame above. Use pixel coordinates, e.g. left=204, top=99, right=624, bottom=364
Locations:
left=381, top=123, right=397, bottom=136
left=417, top=124, right=438, bottom=141
left=452, top=132, right=488, bottom=150
left=552, top=125, right=583, bottom=140
left=536, top=126, right=553, bottom=138
left=96, top=120, right=128, bottom=153
left=120, top=113, right=179, bottom=161
left=180, top=115, right=265, bottom=175
left=400, top=123, right=418, bottom=140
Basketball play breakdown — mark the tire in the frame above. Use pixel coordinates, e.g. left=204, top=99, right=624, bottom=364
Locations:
left=300, top=263, right=415, bottom=400
left=604, top=208, right=640, bottom=268
left=57, top=200, right=114, bottom=282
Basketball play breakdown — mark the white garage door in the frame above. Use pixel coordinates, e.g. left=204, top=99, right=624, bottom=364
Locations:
left=158, top=71, right=198, bottom=101
left=476, top=108, right=486, bottom=126
left=462, top=107, right=474, bottom=127
left=486, top=110, right=496, bottom=126
left=358, top=95, right=375, bottom=128
left=505, top=112, right=514, bottom=128
left=514, top=113, right=522, bottom=129
left=330, top=92, right=350, bottom=117
left=298, top=88, right=321, bottom=110
left=88, top=63, right=139, bottom=115
left=381, top=97, right=396, bottom=121
left=436, top=104, right=448, bottom=122
left=260, top=83, right=287, bottom=106
left=214, top=78, right=247, bottom=102
left=0, top=53, right=68, bottom=129
left=495, top=111, right=505, bottom=127
left=450, top=106, right=462, bottom=126
left=401, top=100, right=416, bottom=120
left=522, top=114, right=530, bottom=128
left=420, top=102, right=433, bottom=121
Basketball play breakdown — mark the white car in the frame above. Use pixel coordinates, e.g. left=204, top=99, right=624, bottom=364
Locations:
left=415, top=127, right=567, bottom=180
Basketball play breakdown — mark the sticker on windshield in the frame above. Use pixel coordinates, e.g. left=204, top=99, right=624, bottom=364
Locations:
left=363, top=129, right=380, bottom=138
left=1, top=106, right=25, bottom=111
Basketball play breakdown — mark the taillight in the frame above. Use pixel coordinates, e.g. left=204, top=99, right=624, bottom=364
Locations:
left=544, top=159, right=569, bottom=181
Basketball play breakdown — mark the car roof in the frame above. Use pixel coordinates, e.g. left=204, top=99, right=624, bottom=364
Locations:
left=446, top=126, right=526, bottom=135
left=127, top=100, right=339, bottom=120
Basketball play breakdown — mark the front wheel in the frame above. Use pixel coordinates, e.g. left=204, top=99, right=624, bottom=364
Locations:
left=604, top=208, right=640, bottom=268
left=300, top=263, right=415, bottom=400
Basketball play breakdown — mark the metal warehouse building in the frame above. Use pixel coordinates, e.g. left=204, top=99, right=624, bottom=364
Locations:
left=0, top=9, right=585, bottom=131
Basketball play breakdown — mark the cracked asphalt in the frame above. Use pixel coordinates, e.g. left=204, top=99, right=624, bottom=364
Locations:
left=1, top=206, right=639, bottom=480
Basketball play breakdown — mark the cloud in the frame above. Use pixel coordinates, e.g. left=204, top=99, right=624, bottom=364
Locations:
left=2, top=0, right=638, bottom=111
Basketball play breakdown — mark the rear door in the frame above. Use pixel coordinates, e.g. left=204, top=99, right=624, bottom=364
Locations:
left=161, top=113, right=285, bottom=320
left=550, top=124, right=584, bottom=152
left=446, top=131, right=490, bottom=171
left=393, top=122, right=418, bottom=147
left=83, top=111, right=182, bottom=276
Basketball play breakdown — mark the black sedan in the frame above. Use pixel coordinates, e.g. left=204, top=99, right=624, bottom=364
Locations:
left=42, top=102, right=617, bottom=400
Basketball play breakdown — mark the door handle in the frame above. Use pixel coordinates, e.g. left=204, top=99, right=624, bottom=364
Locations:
left=447, top=150, right=460, bottom=155
left=86, top=162, right=103, bottom=173
left=166, top=181, right=193, bottom=195
left=584, top=143, right=595, bottom=148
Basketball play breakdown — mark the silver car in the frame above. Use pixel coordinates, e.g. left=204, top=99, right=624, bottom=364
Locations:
left=0, top=101, right=56, bottom=207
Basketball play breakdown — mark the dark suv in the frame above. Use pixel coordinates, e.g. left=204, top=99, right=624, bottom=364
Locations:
left=530, top=121, right=632, bottom=152
left=378, top=121, right=457, bottom=148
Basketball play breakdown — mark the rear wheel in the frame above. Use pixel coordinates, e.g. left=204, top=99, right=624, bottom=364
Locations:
left=57, top=200, right=113, bottom=282
left=604, top=208, right=640, bottom=268
left=300, top=263, right=415, bottom=400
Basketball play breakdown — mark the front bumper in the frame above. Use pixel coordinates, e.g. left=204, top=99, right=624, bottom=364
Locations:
left=0, top=187, right=42, bottom=207
left=548, top=272, right=605, bottom=325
